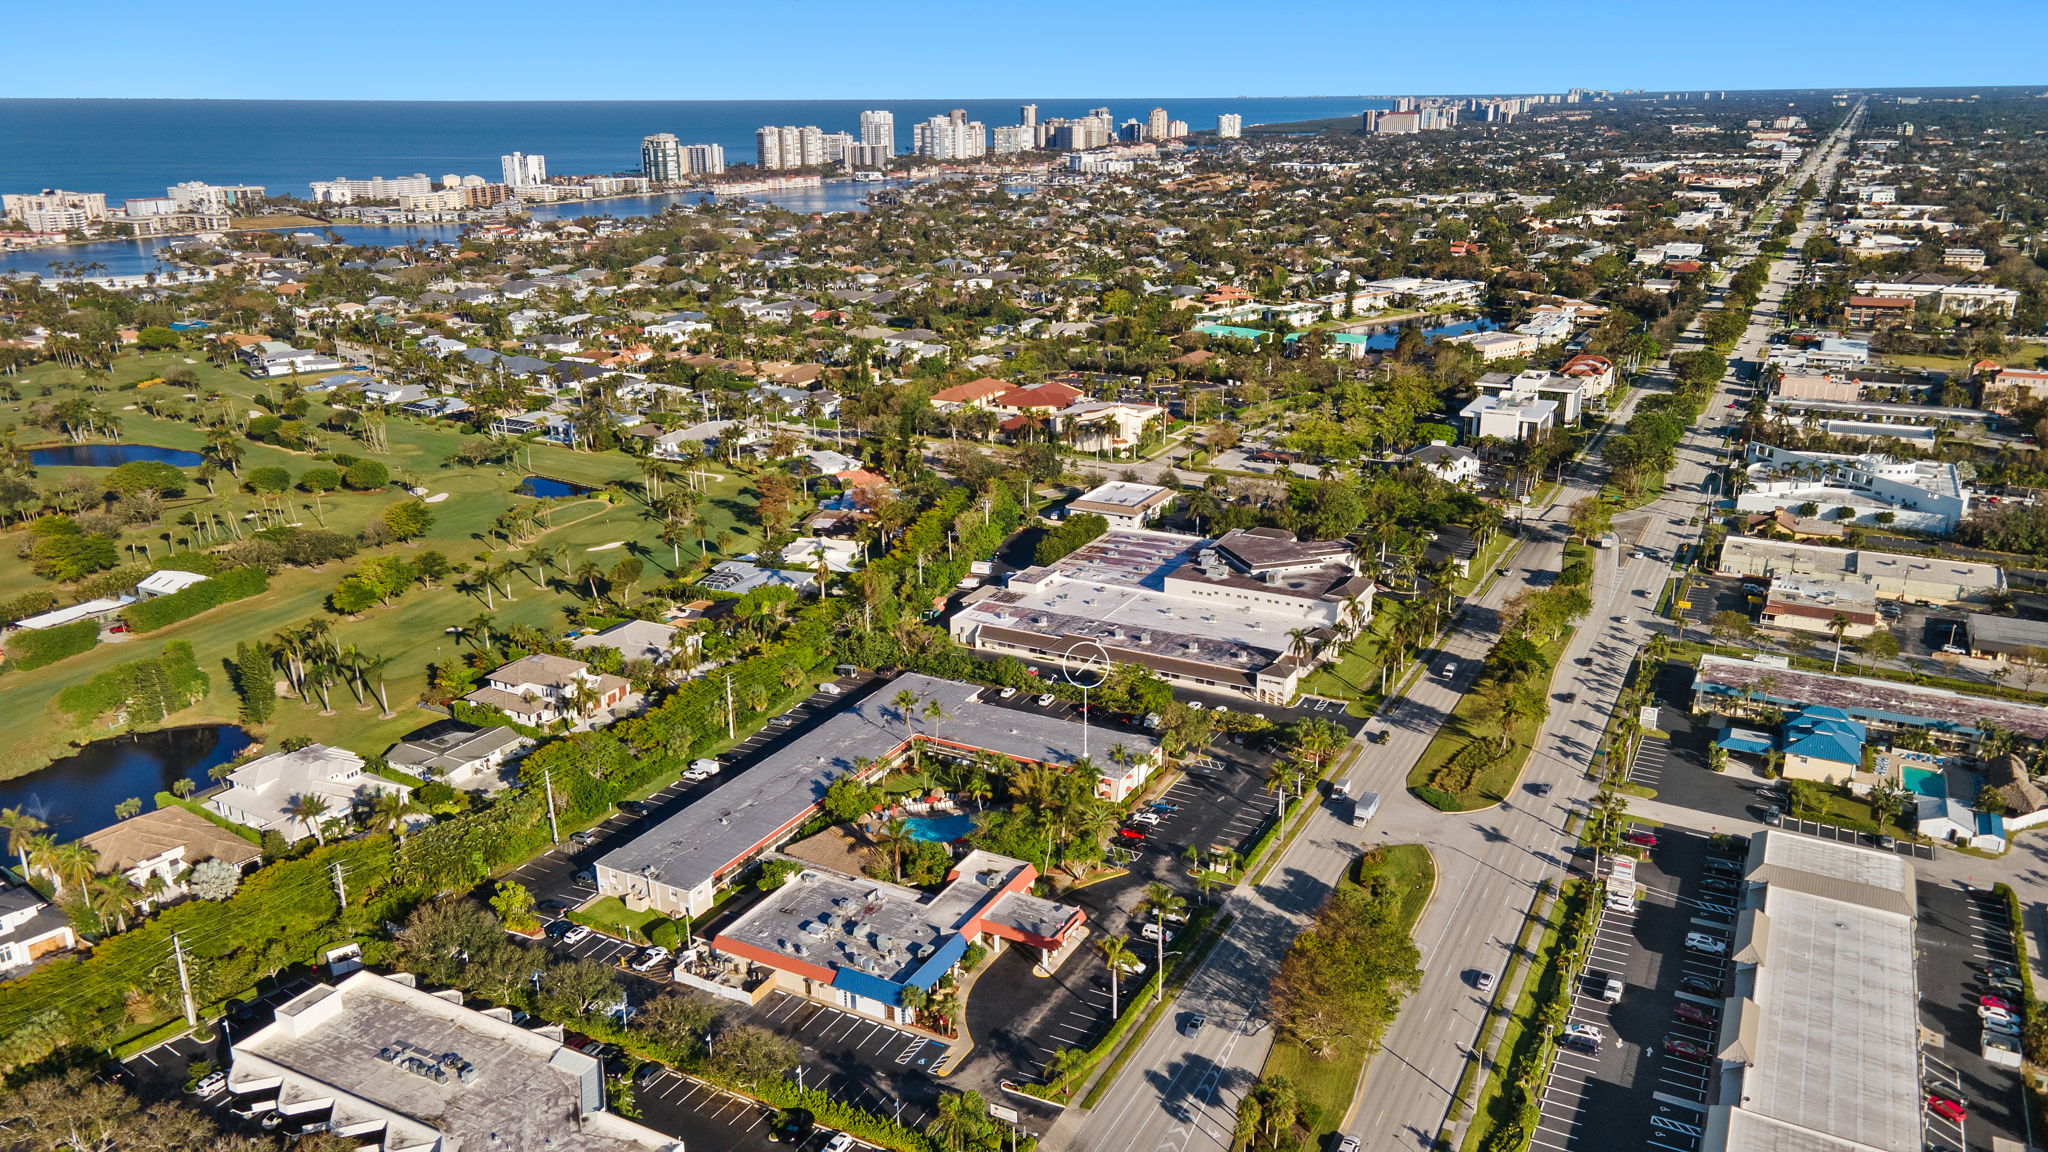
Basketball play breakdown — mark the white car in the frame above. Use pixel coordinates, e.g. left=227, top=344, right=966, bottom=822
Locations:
left=1036, top=693, right=1056, bottom=707
left=1981, top=1003, right=2014, bottom=1024
left=998, top=687, right=1019, bottom=699
left=822, top=1135, right=856, bottom=1152
left=1475, top=971, right=1497, bottom=995
left=561, top=924, right=592, bottom=946
left=1441, top=662, right=1460, bottom=680
left=631, top=947, right=671, bottom=972
left=1128, top=811, right=1162, bottom=826
left=1684, top=932, right=1728, bottom=955
left=1187, top=700, right=1206, bottom=711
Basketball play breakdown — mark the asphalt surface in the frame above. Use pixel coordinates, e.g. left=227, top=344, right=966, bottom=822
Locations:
left=1044, top=109, right=1866, bottom=1152
left=1914, top=883, right=2032, bottom=1152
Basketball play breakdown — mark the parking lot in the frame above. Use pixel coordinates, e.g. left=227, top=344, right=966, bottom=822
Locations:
left=1534, top=828, right=1734, bottom=1152
left=1914, top=882, right=2031, bottom=1152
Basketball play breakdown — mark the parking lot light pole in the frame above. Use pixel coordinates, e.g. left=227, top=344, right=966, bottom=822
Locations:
left=1065, top=641, right=1110, bottom=762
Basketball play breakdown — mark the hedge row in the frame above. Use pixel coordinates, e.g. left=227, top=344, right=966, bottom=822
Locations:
left=123, top=566, right=269, bottom=632
left=4, top=618, right=99, bottom=671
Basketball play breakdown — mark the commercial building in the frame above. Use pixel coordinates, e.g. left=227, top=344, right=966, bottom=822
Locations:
left=227, top=970, right=678, bottom=1151
left=207, top=744, right=411, bottom=842
left=1844, top=295, right=1914, bottom=328
left=1850, top=274, right=2019, bottom=318
left=1700, top=832, right=1920, bottom=1152
left=1983, top=367, right=2048, bottom=415
left=1458, top=391, right=1557, bottom=441
left=1716, top=538, right=2004, bottom=605
left=500, top=152, right=546, bottom=188
left=1065, top=480, right=1176, bottom=529
left=951, top=526, right=1371, bottom=703
left=1474, top=369, right=1593, bottom=422
left=1756, top=577, right=1877, bottom=638
left=594, top=675, right=1160, bottom=918
left=711, top=851, right=1085, bottom=1026
left=1961, top=613, right=2048, bottom=664
left=1694, top=654, right=2048, bottom=747
left=1735, top=443, right=1968, bottom=534
left=1218, top=113, right=1243, bottom=138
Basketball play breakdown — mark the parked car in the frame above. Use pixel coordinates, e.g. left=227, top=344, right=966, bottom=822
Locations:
left=1980, top=994, right=2013, bottom=1011
left=1128, top=811, right=1162, bottom=826
left=1684, top=932, right=1728, bottom=955
left=1560, top=1024, right=1603, bottom=1054
left=1036, top=693, right=1056, bottom=707
left=1702, top=877, right=1740, bottom=894
left=1662, top=1037, right=1710, bottom=1061
left=1927, top=1094, right=1967, bottom=1123
left=189, top=1070, right=228, bottom=1096
left=1704, top=858, right=1743, bottom=876
left=1679, top=974, right=1723, bottom=997
left=998, top=687, right=1019, bottom=699
left=1117, top=827, right=1149, bottom=841
left=822, top=1135, right=856, bottom=1152
left=1600, top=974, right=1623, bottom=1003
left=1623, top=830, right=1659, bottom=848
left=1675, top=1003, right=1716, bottom=1026
left=630, top=947, right=671, bottom=973
left=561, top=925, right=592, bottom=946
left=544, top=919, right=575, bottom=939
left=617, top=801, right=648, bottom=816
left=570, top=831, right=597, bottom=846
left=1140, top=922, right=1164, bottom=942
left=1979, top=1004, right=2013, bottom=1024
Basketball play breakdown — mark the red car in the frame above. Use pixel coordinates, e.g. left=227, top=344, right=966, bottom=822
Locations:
left=1662, top=1037, right=1710, bottom=1061
left=1928, top=1094, right=1967, bottom=1123
left=1117, top=827, right=1148, bottom=841
left=1674, top=1003, right=1716, bottom=1026
left=1624, top=830, right=1659, bottom=848
left=1980, top=994, right=2012, bottom=1011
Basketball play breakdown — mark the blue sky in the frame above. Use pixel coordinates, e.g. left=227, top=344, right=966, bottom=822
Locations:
left=7, top=0, right=2046, bottom=99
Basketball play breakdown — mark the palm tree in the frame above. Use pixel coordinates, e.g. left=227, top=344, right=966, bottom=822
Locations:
left=42, top=840, right=98, bottom=899
left=85, top=873, right=141, bottom=935
left=287, top=794, right=333, bottom=844
left=362, top=653, right=397, bottom=718
left=367, top=791, right=417, bottom=842
left=1099, top=933, right=1136, bottom=1019
left=1827, top=612, right=1852, bottom=673
left=0, top=807, right=47, bottom=877
left=878, top=816, right=912, bottom=882
left=1045, top=1047, right=1090, bottom=1099
left=1141, top=881, right=1187, bottom=999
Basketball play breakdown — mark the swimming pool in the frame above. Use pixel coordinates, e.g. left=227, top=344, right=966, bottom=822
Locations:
left=1903, top=766, right=1945, bottom=799
left=903, top=814, right=975, bottom=842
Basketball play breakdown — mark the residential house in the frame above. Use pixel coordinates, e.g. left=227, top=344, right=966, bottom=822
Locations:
left=79, top=805, right=263, bottom=900
left=1067, top=480, right=1176, bottom=528
left=462, top=654, right=630, bottom=727
left=0, top=882, right=77, bottom=973
left=1407, top=442, right=1481, bottom=485
left=384, top=723, right=533, bottom=790
left=206, top=744, right=409, bottom=842
left=571, top=619, right=681, bottom=665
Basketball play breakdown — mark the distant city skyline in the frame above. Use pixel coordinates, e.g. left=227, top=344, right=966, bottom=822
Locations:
left=5, top=0, right=2044, bottom=99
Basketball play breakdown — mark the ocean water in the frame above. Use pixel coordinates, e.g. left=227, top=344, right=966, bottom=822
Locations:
left=2, top=97, right=1380, bottom=202
left=0, top=96, right=1380, bottom=279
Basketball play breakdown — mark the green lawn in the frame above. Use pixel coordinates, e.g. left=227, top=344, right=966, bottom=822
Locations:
left=568, top=896, right=673, bottom=944
left=1408, top=634, right=1570, bottom=810
left=1883, top=342, right=2047, bottom=375
left=0, top=351, right=766, bottom=776
left=1300, top=605, right=1403, bottom=712
left=1259, top=845, right=1435, bottom=1137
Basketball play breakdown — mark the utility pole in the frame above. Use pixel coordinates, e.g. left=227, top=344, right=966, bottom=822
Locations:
left=331, top=861, right=348, bottom=907
left=543, top=767, right=561, bottom=845
left=172, top=934, right=197, bottom=1028
left=725, top=674, right=736, bottom=740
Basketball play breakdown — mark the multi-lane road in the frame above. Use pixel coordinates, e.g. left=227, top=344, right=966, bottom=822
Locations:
left=1046, top=105, right=1863, bottom=1152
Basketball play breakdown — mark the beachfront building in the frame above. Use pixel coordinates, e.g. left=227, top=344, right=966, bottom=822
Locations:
left=950, top=527, right=1371, bottom=704
left=594, top=675, right=1161, bottom=920
left=710, top=851, right=1085, bottom=1027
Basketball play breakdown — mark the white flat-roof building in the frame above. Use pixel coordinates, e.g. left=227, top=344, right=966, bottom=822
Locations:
left=1066, top=481, right=1176, bottom=528
left=950, top=526, right=1371, bottom=703
left=228, top=970, right=678, bottom=1152
left=1736, top=443, right=1968, bottom=534
left=1716, top=538, right=2003, bottom=606
left=1704, top=831, right=1920, bottom=1152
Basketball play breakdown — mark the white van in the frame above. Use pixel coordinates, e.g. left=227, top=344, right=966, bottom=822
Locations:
left=1601, top=974, right=1624, bottom=1003
left=1684, top=932, right=1727, bottom=955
